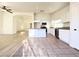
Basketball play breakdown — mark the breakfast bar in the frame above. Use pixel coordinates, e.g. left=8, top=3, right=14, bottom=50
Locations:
left=29, top=29, right=46, bottom=37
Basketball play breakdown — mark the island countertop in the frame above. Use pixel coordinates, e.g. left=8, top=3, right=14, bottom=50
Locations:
left=29, top=29, right=46, bottom=37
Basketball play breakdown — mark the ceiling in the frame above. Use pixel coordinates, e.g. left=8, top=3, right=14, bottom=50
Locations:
left=0, top=2, right=70, bottom=13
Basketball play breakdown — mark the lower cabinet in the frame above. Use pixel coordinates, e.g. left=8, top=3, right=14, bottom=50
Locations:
left=59, top=29, right=70, bottom=44
left=48, top=28, right=55, bottom=36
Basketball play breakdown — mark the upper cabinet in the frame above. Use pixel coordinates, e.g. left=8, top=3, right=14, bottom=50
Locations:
left=51, top=6, right=70, bottom=22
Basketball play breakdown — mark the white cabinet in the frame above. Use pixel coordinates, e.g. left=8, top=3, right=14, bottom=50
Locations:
left=29, top=29, right=46, bottom=37
left=2, top=11, right=14, bottom=34
left=48, top=28, right=55, bottom=36
left=69, top=3, right=79, bottom=50
left=59, top=29, right=70, bottom=44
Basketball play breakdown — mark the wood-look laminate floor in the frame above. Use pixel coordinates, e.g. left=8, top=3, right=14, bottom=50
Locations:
left=13, top=34, right=79, bottom=57
left=0, top=32, right=27, bottom=57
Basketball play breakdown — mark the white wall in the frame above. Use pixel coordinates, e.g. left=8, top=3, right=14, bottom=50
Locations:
left=35, top=13, right=50, bottom=20
left=0, top=9, right=34, bottom=34
left=0, top=9, right=3, bottom=34
left=13, top=13, right=34, bottom=32
left=0, top=9, right=15, bottom=34
left=2, top=11, right=14, bottom=34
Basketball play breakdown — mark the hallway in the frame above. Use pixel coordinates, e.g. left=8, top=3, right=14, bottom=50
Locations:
left=13, top=33, right=79, bottom=57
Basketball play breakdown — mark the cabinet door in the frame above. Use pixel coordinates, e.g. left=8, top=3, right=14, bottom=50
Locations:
left=59, top=30, right=70, bottom=44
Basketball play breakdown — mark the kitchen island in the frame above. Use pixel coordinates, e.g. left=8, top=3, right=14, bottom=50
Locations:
left=29, top=29, right=46, bottom=37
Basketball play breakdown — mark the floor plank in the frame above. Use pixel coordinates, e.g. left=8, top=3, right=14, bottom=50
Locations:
left=20, top=34, right=79, bottom=57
